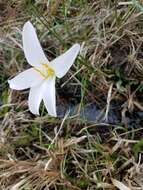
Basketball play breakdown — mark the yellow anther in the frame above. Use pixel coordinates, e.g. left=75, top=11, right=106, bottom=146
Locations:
left=34, top=63, right=55, bottom=79
left=42, top=64, right=55, bottom=76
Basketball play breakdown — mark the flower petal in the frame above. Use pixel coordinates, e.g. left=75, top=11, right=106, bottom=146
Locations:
left=8, top=68, right=44, bottom=90
left=28, top=76, right=56, bottom=116
left=42, top=76, right=57, bottom=117
left=50, top=43, right=80, bottom=78
left=23, top=21, right=48, bottom=67
left=28, top=84, right=43, bottom=115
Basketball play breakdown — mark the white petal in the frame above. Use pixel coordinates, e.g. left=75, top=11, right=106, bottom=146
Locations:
left=42, top=76, right=57, bottom=117
left=50, top=44, right=80, bottom=78
left=23, top=21, right=48, bottom=67
left=28, top=84, right=44, bottom=115
left=8, top=68, right=44, bottom=90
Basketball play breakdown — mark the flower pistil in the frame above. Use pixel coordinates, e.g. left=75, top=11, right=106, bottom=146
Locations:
left=34, top=64, right=55, bottom=78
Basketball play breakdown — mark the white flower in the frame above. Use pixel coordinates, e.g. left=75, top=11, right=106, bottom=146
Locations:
left=8, top=21, right=80, bottom=117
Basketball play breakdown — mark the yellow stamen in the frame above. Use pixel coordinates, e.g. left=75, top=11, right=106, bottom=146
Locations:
left=42, top=64, right=55, bottom=76
left=34, top=63, right=55, bottom=79
left=34, top=67, right=47, bottom=78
